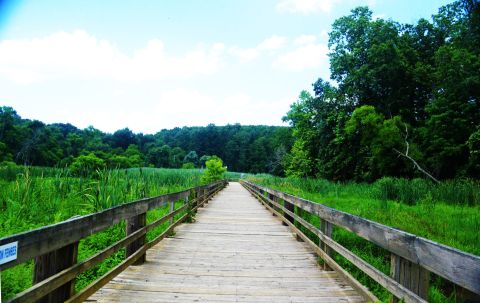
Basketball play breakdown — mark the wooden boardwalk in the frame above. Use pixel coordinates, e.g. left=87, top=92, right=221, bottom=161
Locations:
left=88, top=182, right=365, bottom=302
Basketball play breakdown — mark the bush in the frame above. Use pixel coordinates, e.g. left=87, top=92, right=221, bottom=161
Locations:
left=201, top=156, right=226, bottom=183
left=181, top=162, right=195, bottom=169
left=69, top=153, right=105, bottom=176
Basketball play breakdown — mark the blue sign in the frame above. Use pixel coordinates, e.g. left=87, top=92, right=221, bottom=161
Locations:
left=0, top=241, right=18, bottom=265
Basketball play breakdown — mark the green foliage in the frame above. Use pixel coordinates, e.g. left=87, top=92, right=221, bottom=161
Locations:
left=0, top=167, right=204, bottom=300
left=284, top=0, right=480, bottom=181
left=248, top=174, right=480, bottom=302
left=69, top=153, right=105, bottom=176
left=201, top=156, right=227, bottom=183
left=181, top=162, right=195, bottom=169
left=0, top=108, right=292, bottom=175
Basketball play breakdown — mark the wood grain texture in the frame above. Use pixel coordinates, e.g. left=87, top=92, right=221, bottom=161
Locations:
left=243, top=181, right=480, bottom=295
left=0, top=181, right=223, bottom=271
left=89, top=182, right=366, bottom=303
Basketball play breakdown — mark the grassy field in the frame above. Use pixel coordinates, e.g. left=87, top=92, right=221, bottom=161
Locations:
left=0, top=166, right=206, bottom=301
left=246, top=175, right=480, bottom=302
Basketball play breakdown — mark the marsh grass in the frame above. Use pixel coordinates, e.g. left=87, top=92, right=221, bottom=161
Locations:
left=0, top=166, right=204, bottom=300
left=248, top=175, right=480, bottom=302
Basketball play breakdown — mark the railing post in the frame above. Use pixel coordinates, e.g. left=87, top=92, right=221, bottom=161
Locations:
left=33, top=242, right=78, bottom=303
left=202, top=188, right=207, bottom=206
left=268, top=193, right=276, bottom=216
left=169, top=199, right=175, bottom=226
left=126, top=212, right=146, bottom=265
left=320, top=219, right=333, bottom=269
left=284, top=199, right=295, bottom=225
left=390, top=254, right=429, bottom=302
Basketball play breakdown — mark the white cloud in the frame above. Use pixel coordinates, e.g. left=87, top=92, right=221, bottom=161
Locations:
left=276, top=0, right=338, bottom=14
left=273, top=43, right=329, bottom=71
left=228, top=46, right=260, bottom=62
left=276, top=0, right=378, bottom=15
left=0, top=30, right=226, bottom=84
left=258, top=35, right=287, bottom=51
left=229, top=35, right=287, bottom=62
left=294, top=34, right=317, bottom=45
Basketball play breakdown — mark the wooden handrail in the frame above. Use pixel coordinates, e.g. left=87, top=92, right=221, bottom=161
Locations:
left=241, top=181, right=480, bottom=301
left=0, top=181, right=223, bottom=270
left=2, top=180, right=227, bottom=303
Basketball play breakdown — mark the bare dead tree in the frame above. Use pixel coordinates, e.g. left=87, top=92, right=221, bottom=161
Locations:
left=393, top=124, right=440, bottom=184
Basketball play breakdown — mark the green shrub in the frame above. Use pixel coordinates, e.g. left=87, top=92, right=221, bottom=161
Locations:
left=201, top=156, right=226, bottom=183
left=181, top=162, right=195, bottom=169
left=69, top=153, right=105, bottom=176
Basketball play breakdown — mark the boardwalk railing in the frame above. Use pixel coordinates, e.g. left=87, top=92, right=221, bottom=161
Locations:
left=0, top=180, right=227, bottom=303
left=241, top=181, right=480, bottom=303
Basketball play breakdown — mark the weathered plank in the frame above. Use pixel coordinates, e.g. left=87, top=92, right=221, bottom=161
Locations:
left=243, top=181, right=480, bottom=295
left=125, top=212, right=146, bottom=265
left=89, top=182, right=367, bottom=303
left=33, top=242, right=78, bottom=303
left=246, top=186, right=425, bottom=303
left=0, top=181, right=223, bottom=270
left=7, top=204, right=189, bottom=303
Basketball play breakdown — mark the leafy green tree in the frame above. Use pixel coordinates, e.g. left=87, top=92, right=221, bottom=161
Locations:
left=124, top=144, right=144, bottom=167
left=183, top=151, right=199, bottom=167
left=111, top=128, right=137, bottom=150
left=201, top=156, right=227, bottom=183
left=169, top=147, right=186, bottom=168
left=70, top=153, right=105, bottom=176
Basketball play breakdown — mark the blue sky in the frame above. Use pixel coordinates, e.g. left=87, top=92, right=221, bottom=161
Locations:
left=0, top=0, right=453, bottom=133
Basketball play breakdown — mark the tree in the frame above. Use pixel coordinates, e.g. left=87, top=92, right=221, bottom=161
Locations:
left=201, top=156, right=227, bottom=183
left=111, top=128, right=136, bottom=150
left=183, top=151, right=199, bottom=167
left=70, top=153, right=105, bottom=176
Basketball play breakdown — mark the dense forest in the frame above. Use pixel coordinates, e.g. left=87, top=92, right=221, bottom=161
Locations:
left=283, top=0, right=480, bottom=181
left=0, top=107, right=293, bottom=174
left=1, top=0, right=479, bottom=182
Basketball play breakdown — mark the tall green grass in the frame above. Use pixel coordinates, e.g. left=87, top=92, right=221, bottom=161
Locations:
left=247, top=175, right=480, bottom=302
left=0, top=166, right=205, bottom=300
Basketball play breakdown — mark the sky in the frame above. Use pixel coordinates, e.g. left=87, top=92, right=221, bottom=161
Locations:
left=0, top=0, right=453, bottom=134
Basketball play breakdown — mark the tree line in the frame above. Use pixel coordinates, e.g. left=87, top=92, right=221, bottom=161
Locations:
left=1, top=1, right=478, bottom=182
left=0, top=106, right=292, bottom=174
left=282, top=0, right=479, bottom=181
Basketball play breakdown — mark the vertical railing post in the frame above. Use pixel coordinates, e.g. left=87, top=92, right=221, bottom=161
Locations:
left=199, top=188, right=207, bottom=207
left=126, top=212, right=146, bottom=265
left=169, top=199, right=175, bottom=226
left=319, top=219, right=333, bottom=269
left=284, top=199, right=295, bottom=225
left=268, top=193, right=276, bottom=216
left=390, top=254, right=429, bottom=302
left=34, top=242, right=79, bottom=303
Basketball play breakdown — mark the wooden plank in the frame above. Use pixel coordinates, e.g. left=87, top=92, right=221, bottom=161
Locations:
left=125, top=212, right=146, bottom=265
left=245, top=183, right=428, bottom=303
left=89, top=182, right=367, bottom=303
left=243, top=183, right=377, bottom=303
left=0, top=181, right=225, bottom=271
left=243, top=181, right=480, bottom=295
left=390, top=254, right=429, bottom=302
left=320, top=218, right=333, bottom=270
left=33, top=242, right=78, bottom=303
left=7, top=205, right=188, bottom=303
left=65, top=213, right=189, bottom=303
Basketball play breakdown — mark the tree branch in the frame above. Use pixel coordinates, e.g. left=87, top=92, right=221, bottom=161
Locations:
left=394, top=123, right=440, bottom=184
left=394, top=148, right=440, bottom=184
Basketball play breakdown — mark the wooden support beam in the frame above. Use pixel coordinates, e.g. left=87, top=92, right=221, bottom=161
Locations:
left=390, top=254, right=429, bottom=303
left=169, top=200, right=175, bottom=226
left=33, top=242, right=78, bottom=303
left=125, top=213, right=146, bottom=265
left=320, top=219, right=333, bottom=269
left=284, top=199, right=294, bottom=225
